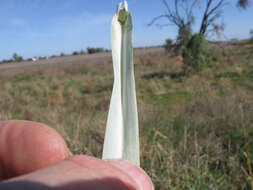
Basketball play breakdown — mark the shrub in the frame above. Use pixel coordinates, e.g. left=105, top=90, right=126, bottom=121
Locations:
left=183, top=34, right=213, bottom=71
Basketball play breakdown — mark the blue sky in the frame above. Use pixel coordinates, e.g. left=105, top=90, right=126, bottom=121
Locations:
left=0, top=0, right=252, bottom=60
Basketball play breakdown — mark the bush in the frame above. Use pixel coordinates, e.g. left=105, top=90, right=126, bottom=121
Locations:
left=183, top=34, right=214, bottom=71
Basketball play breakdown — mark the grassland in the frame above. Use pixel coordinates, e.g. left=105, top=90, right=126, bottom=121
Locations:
left=0, top=42, right=253, bottom=189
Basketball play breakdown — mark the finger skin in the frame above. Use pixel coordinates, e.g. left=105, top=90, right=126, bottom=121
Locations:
left=0, top=120, right=69, bottom=180
left=0, top=155, right=153, bottom=190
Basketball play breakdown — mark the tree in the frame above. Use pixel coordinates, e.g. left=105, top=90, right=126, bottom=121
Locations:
left=149, top=0, right=196, bottom=30
left=198, top=0, right=227, bottom=35
left=150, top=0, right=251, bottom=37
left=150, top=0, right=251, bottom=72
left=149, top=0, right=196, bottom=49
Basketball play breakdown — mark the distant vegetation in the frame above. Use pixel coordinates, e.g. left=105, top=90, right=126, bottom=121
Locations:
left=87, top=47, right=107, bottom=54
left=72, top=47, right=108, bottom=56
left=0, top=47, right=110, bottom=64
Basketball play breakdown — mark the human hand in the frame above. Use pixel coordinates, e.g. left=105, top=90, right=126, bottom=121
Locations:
left=0, top=120, right=153, bottom=190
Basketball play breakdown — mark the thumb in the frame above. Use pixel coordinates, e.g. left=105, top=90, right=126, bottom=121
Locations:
left=0, top=120, right=69, bottom=180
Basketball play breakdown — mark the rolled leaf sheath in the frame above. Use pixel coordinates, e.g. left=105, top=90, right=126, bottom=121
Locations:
left=102, top=3, right=140, bottom=166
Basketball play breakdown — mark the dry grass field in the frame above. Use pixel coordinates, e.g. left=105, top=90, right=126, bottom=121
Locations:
left=0, top=42, right=253, bottom=189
